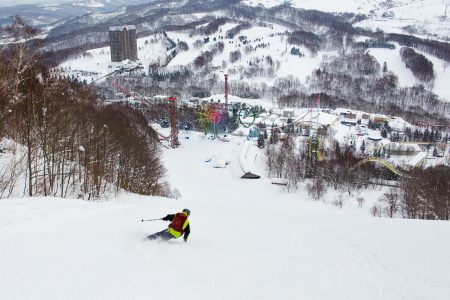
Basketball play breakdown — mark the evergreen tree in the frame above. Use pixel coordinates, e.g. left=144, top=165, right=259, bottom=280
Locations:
left=390, top=133, right=395, bottom=142
left=350, top=139, right=356, bottom=152
left=413, top=129, right=420, bottom=141
left=373, top=149, right=378, bottom=157
left=257, top=134, right=265, bottom=149
left=360, top=140, right=366, bottom=154
left=433, top=146, right=438, bottom=157
left=160, top=116, right=169, bottom=128
left=435, top=130, right=441, bottom=142
left=406, top=127, right=412, bottom=141
left=287, top=118, right=294, bottom=133
left=335, top=140, right=341, bottom=159
left=424, top=127, right=430, bottom=142
left=383, top=61, right=388, bottom=73
left=269, top=128, right=279, bottom=144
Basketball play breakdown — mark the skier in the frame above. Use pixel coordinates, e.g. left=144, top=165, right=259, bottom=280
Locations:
left=147, top=209, right=191, bottom=242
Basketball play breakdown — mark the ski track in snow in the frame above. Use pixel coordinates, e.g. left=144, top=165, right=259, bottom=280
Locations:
left=1, top=132, right=450, bottom=299
left=324, top=229, right=387, bottom=300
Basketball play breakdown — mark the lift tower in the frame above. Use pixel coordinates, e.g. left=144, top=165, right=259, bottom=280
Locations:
left=168, top=96, right=180, bottom=148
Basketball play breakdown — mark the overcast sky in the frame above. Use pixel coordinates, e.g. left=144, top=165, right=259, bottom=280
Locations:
left=0, top=0, right=70, bottom=7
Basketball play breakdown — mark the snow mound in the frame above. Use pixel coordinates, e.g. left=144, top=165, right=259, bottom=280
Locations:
left=212, top=158, right=227, bottom=168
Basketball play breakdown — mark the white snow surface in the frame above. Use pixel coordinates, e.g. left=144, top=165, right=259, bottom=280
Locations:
left=58, top=32, right=173, bottom=83
left=244, top=0, right=450, bottom=40
left=59, top=20, right=450, bottom=102
left=1, top=132, right=450, bottom=299
left=73, top=0, right=105, bottom=8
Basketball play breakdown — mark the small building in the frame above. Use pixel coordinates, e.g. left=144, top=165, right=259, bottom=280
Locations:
left=296, top=112, right=338, bottom=135
left=248, top=127, right=260, bottom=139
left=341, top=119, right=357, bottom=126
left=346, top=112, right=357, bottom=119
left=241, top=172, right=261, bottom=179
left=389, top=117, right=407, bottom=133
left=368, top=135, right=383, bottom=142
left=283, top=109, right=295, bottom=119
left=270, top=108, right=283, bottom=116
left=372, top=115, right=389, bottom=123
left=148, top=95, right=169, bottom=104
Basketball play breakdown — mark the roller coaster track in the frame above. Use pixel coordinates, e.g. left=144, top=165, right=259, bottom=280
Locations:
left=350, top=157, right=407, bottom=177
left=109, top=82, right=171, bottom=143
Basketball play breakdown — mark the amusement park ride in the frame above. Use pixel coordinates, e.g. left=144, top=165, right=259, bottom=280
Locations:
left=92, top=68, right=234, bottom=148
left=167, top=96, right=179, bottom=148
left=90, top=69, right=449, bottom=176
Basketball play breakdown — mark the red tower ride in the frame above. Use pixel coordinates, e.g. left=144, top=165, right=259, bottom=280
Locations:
left=224, top=73, right=229, bottom=106
left=168, top=96, right=179, bottom=148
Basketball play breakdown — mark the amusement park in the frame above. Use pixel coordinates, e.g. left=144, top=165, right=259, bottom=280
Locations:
left=100, top=70, right=449, bottom=195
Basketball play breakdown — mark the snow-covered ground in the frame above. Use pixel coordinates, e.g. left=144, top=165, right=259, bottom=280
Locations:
left=367, top=42, right=450, bottom=100
left=244, top=0, right=450, bottom=40
left=58, top=19, right=450, bottom=102
left=244, top=0, right=378, bottom=12
left=1, top=132, right=449, bottom=299
left=58, top=32, right=174, bottom=83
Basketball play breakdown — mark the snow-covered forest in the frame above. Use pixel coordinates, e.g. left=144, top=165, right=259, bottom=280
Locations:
left=0, top=17, right=168, bottom=199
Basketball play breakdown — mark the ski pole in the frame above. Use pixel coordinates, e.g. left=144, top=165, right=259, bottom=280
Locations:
left=141, top=218, right=162, bottom=222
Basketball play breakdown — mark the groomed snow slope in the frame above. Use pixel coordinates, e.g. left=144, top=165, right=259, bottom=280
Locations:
left=1, top=133, right=449, bottom=300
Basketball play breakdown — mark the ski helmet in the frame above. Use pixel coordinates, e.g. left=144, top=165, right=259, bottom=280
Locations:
left=182, top=208, right=191, bottom=216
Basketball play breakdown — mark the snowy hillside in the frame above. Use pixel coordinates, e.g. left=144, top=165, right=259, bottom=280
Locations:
left=1, top=132, right=449, bottom=299
left=243, top=0, right=450, bottom=40
left=367, top=44, right=450, bottom=100
left=60, top=20, right=450, bottom=102
left=59, top=32, right=176, bottom=81
left=59, top=22, right=327, bottom=85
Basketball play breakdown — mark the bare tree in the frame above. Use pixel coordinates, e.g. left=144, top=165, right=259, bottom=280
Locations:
left=381, top=189, right=399, bottom=218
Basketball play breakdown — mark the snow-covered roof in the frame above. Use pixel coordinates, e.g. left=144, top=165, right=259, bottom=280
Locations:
left=341, top=119, right=357, bottom=125
left=109, top=25, right=137, bottom=31
left=316, top=112, right=339, bottom=126
left=273, top=117, right=288, bottom=126
left=271, top=108, right=283, bottom=116
left=389, top=117, right=410, bottom=132
left=153, top=95, right=168, bottom=99
left=368, top=135, right=383, bottom=141
left=389, top=143, right=422, bottom=152
left=297, top=112, right=338, bottom=127
left=390, top=151, right=427, bottom=168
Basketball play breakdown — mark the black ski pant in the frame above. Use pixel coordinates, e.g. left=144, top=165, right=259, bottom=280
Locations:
left=147, top=229, right=174, bottom=241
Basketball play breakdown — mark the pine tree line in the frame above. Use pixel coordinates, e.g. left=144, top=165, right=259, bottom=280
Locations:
left=390, top=127, right=448, bottom=143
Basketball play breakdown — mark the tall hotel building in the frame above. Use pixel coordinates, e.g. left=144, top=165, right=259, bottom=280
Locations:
left=109, top=25, right=138, bottom=62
